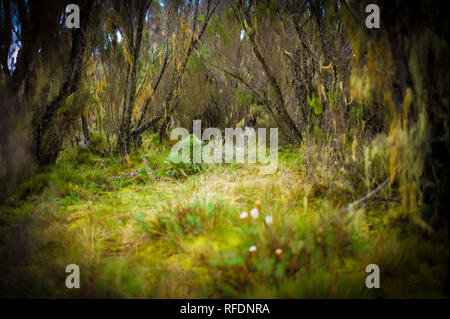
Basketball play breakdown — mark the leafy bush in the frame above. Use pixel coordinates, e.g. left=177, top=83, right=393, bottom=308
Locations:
left=164, top=134, right=205, bottom=178
left=75, top=151, right=95, bottom=165
left=16, top=171, right=56, bottom=200
left=89, top=133, right=108, bottom=155
left=131, top=167, right=152, bottom=184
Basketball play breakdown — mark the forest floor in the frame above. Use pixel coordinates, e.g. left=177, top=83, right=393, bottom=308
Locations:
left=0, top=135, right=448, bottom=298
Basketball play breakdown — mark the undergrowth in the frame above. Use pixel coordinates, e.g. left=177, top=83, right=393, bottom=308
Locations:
left=0, top=134, right=447, bottom=298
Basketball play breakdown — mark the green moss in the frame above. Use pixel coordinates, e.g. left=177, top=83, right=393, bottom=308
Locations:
left=0, top=139, right=447, bottom=298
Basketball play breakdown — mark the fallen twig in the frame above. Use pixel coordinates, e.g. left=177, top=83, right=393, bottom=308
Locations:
left=113, top=170, right=140, bottom=179
left=113, top=168, right=153, bottom=179
left=340, top=174, right=395, bottom=214
left=369, top=197, right=401, bottom=203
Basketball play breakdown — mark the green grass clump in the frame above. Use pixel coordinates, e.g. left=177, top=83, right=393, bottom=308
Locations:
left=88, top=133, right=108, bottom=155
left=164, top=134, right=205, bottom=178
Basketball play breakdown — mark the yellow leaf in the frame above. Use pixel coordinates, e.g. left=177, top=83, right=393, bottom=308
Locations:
left=402, top=88, right=413, bottom=130
left=122, top=42, right=132, bottom=66
left=320, top=62, right=333, bottom=70
left=352, top=135, right=357, bottom=161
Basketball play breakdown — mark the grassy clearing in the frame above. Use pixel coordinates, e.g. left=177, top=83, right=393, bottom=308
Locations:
left=0, top=135, right=447, bottom=298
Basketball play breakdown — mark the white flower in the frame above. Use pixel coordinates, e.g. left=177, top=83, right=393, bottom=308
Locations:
left=250, top=207, right=259, bottom=219
left=249, top=245, right=257, bottom=253
left=275, top=248, right=283, bottom=260
left=265, top=215, right=273, bottom=225
left=239, top=211, right=249, bottom=220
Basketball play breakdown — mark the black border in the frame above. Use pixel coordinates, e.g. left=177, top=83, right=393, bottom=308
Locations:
left=1, top=299, right=447, bottom=318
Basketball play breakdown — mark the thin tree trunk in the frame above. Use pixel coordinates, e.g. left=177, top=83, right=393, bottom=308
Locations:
left=0, top=0, right=12, bottom=73
left=235, top=1, right=302, bottom=143
left=117, top=2, right=149, bottom=154
left=137, top=40, right=170, bottom=128
left=81, top=113, right=90, bottom=147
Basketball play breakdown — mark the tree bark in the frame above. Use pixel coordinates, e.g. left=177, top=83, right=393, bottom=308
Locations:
left=33, top=0, right=93, bottom=165
left=81, top=113, right=90, bottom=147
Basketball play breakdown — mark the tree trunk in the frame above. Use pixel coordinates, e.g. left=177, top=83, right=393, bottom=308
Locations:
left=81, top=113, right=90, bottom=147
left=117, top=2, right=148, bottom=155
left=33, top=0, right=93, bottom=165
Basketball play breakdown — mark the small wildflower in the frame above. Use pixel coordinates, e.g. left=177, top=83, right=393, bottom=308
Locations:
left=239, top=211, right=249, bottom=220
left=275, top=248, right=283, bottom=260
left=254, top=200, right=262, bottom=210
left=249, top=245, right=257, bottom=254
left=265, top=215, right=273, bottom=225
left=250, top=207, right=259, bottom=219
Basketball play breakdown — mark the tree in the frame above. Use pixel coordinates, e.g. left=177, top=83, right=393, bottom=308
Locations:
left=113, top=0, right=152, bottom=155
left=131, top=0, right=219, bottom=141
left=32, top=0, right=95, bottom=165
